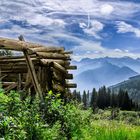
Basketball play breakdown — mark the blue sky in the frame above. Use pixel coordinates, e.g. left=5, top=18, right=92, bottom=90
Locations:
left=0, top=0, right=140, bottom=60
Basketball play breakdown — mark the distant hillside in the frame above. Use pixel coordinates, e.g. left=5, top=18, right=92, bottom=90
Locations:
left=110, top=75, right=140, bottom=103
left=74, top=62, right=138, bottom=91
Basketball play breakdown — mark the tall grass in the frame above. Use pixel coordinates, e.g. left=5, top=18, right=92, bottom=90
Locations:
left=82, top=120, right=140, bottom=140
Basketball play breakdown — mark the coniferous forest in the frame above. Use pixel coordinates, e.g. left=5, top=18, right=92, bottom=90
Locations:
left=73, top=86, right=140, bottom=111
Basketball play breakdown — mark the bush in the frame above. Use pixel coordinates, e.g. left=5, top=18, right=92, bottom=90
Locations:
left=0, top=90, right=92, bottom=139
left=0, top=89, right=139, bottom=139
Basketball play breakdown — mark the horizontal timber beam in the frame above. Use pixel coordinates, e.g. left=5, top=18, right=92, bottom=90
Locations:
left=65, top=65, right=77, bottom=70
left=40, top=59, right=70, bottom=66
left=36, top=52, right=70, bottom=60
left=65, top=83, right=77, bottom=88
left=0, top=37, right=65, bottom=52
left=50, top=62, right=67, bottom=74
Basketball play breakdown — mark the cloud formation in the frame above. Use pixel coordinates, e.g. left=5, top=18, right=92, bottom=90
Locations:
left=79, top=20, right=104, bottom=39
left=0, top=0, right=140, bottom=60
left=117, top=21, right=140, bottom=38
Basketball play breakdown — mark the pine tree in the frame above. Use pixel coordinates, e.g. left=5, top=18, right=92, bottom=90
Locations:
left=121, top=91, right=131, bottom=110
left=82, top=90, right=87, bottom=108
left=90, top=88, right=97, bottom=110
left=110, top=92, right=117, bottom=107
left=117, top=89, right=131, bottom=110
left=77, top=91, right=81, bottom=103
left=87, top=90, right=90, bottom=106
left=97, top=86, right=106, bottom=109
left=117, top=88, right=124, bottom=108
left=106, top=88, right=111, bottom=107
left=72, top=90, right=81, bottom=103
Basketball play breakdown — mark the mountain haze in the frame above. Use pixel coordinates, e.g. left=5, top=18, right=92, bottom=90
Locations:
left=73, top=57, right=139, bottom=91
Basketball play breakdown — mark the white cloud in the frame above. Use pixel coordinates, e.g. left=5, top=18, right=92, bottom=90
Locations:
left=48, top=33, right=105, bottom=52
left=117, top=21, right=140, bottom=38
left=114, top=48, right=123, bottom=53
left=79, top=23, right=87, bottom=28
left=125, top=50, right=129, bottom=53
left=79, top=20, right=104, bottom=39
left=100, top=4, right=114, bottom=15
left=54, top=33, right=140, bottom=61
left=1, top=0, right=140, bottom=24
left=27, top=14, right=66, bottom=27
left=40, top=0, right=140, bottom=21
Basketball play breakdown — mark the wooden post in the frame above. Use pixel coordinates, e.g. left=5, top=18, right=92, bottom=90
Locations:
left=18, top=35, right=43, bottom=101
left=17, top=73, right=22, bottom=91
left=23, top=49, right=43, bottom=101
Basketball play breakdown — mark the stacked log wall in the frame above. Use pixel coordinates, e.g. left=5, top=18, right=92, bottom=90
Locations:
left=0, top=36, right=77, bottom=100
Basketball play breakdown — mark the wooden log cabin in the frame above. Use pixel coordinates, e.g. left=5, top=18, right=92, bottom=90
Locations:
left=0, top=36, right=77, bottom=100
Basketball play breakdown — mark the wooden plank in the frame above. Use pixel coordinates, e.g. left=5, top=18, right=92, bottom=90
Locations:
left=36, top=52, right=70, bottom=60
left=0, top=37, right=65, bottom=52
left=0, top=55, right=36, bottom=59
left=4, top=83, right=17, bottom=93
left=1, top=70, right=27, bottom=73
left=1, top=82, right=25, bottom=86
left=1, top=65, right=38, bottom=71
left=40, top=59, right=70, bottom=66
left=1, top=66, right=28, bottom=70
left=61, top=51, right=73, bottom=54
left=0, top=58, right=38, bottom=63
left=29, top=47, right=64, bottom=53
left=65, top=74, right=73, bottom=79
left=0, top=75, right=7, bottom=81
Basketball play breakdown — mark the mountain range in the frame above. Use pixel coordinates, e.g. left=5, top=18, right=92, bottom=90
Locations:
left=72, top=57, right=140, bottom=91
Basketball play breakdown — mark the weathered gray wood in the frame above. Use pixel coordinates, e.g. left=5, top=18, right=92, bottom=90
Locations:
left=0, top=37, right=64, bottom=52
left=40, top=59, right=70, bottom=66
left=0, top=36, right=76, bottom=95
left=61, top=51, right=73, bottom=54
left=65, top=83, right=77, bottom=88
left=65, top=65, right=77, bottom=70
left=37, top=52, right=70, bottom=60
left=0, top=75, right=7, bottom=80
left=30, top=47, right=64, bottom=53
left=23, top=71, right=32, bottom=92
left=2, top=82, right=25, bottom=86
left=23, top=50, right=43, bottom=100
left=4, top=83, right=17, bottom=93
left=50, top=62, right=67, bottom=74
left=17, top=73, right=22, bottom=91
left=53, top=84, right=65, bottom=92
left=0, top=58, right=38, bottom=63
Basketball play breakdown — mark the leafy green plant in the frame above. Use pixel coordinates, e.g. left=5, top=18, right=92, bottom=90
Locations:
left=0, top=90, right=139, bottom=140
